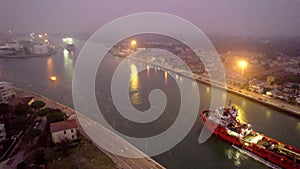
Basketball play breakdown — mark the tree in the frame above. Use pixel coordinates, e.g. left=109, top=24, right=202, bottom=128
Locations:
left=31, top=100, right=46, bottom=112
left=26, top=129, right=42, bottom=139
left=9, top=117, right=33, bottom=131
left=292, top=84, right=299, bottom=90
left=17, top=162, right=25, bottom=169
left=47, top=111, right=67, bottom=123
left=60, top=139, right=71, bottom=156
left=14, top=104, right=32, bottom=116
left=37, top=108, right=51, bottom=117
left=32, top=149, right=46, bottom=165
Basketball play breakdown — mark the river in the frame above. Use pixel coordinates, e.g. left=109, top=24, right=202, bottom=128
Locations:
left=0, top=35, right=299, bottom=168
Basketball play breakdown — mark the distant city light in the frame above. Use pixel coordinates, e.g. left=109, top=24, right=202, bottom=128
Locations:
left=62, top=37, right=74, bottom=45
left=50, top=76, right=57, bottom=81
left=239, top=60, right=248, bottom=77
left=38, top=34, right=43, bottom=38
left=239, top=60, right=248, bottom=68
left=44, top=33, right=48, bottom=36
left=44, top=39, right=49, bottom=43
left=130, top=40, right=137, bottom=50
left=130, top=40, right=137, bottom=46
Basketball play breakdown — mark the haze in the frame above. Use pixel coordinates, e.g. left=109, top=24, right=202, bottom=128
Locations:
left=0, top=0, right=299, bottom=37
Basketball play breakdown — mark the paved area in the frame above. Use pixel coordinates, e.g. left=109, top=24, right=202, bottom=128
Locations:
left=0, top=151, right=24, bottom=169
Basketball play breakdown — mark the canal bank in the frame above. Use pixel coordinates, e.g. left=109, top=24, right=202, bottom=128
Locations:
left=13, top=87, right=165, bottom=169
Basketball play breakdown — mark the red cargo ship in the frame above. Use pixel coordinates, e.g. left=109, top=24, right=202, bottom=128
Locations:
left=200, top=106, right=300, bottom=169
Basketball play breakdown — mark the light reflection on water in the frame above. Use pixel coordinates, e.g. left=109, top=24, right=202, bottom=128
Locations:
left=164, top=70, right=168, bottom=85
left=63, top=49, right=74, bottom=80
left=265, top=110, right=272, bottom=119
left=234, top=105, right=248, bottom=124
left=46, top=57, right=54, bottom=76
left=225, top=148, right=248, bottom=167
left=130, top=63, right=141, bottom=105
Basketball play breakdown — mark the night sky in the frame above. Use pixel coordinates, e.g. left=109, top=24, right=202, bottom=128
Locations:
left=1, top=0, right=299, bottom=37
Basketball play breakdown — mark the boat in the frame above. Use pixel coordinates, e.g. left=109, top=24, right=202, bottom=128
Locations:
left=200, top=106, right=300, bottom=169
left=62, top=37, right=75, bottom=52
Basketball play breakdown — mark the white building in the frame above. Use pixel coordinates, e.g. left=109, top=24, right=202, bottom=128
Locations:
left=32, top=43, right=48, bottom=54
left=0, top=124, right=6, bottom=141
left=0, top=81, right=16, bottom=104
left=50, top=119, right=78, bottom=143
left=296, top=97, right=300, bottom=104
left=249, top=79, right=265, bottom=94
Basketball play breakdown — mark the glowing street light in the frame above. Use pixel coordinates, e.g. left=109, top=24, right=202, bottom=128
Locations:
left=50, top=76, right=57, bottom=81
left=130, top=40, right=137, bottom=51
left=239, top=60, right=248, bottom=77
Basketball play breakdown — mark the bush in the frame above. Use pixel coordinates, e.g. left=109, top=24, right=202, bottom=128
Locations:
left=14, top=104, right=32, bottom=116
left=47, top=111, right=67, bottom=123
left=26, top=129, right=42, bottom=139
left=9, top=117, right=33, bottom=131
left=38, top=108, right=51, bottom=116
left=31, top=100, right=46, bottom=111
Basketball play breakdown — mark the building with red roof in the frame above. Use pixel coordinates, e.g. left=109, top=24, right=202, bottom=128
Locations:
left=50, top=119, right=78, bottom=143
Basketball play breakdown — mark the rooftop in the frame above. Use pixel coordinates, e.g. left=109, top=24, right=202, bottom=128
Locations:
left=50, top=119, right=78, bottom=133
left=9, top=96, right=33, bottom=106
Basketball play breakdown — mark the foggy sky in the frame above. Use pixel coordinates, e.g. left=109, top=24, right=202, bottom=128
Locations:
left=0, top=0, right=299, bottom=37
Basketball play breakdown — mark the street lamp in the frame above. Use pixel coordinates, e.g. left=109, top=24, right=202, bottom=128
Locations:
left=49, top=76, right=57, bottom=108
left=239, top=60, right=248, bottom=77
left=130, top=40, right=137, bottom=51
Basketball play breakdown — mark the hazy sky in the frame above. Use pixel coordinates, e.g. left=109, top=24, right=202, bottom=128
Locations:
left=1, top=0, right=299, bottom=37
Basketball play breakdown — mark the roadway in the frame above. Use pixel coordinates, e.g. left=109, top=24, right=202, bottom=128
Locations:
left=77, top=114, right=165, bottom=169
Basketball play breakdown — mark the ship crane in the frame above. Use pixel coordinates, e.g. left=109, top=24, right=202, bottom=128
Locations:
left=225, top=106, right=241, bottom=126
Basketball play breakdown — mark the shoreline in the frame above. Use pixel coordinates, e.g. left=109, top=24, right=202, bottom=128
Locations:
left=0, top=50, right=57, bottom=58
left=14, top=87, right=165, bottom=169
left=122, top=54, right=300, bottom=118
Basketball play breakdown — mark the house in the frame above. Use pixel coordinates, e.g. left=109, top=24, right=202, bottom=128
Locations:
left=0, top=81, right=16, bottom=104
left=249, top=79, right=265, bottom=94
left=8, top=96, right=34, bottom=107
left=273, top=90, right=285, bottom=100
left=0, top=123, right=6, bottom=141
left=50, top=119, right=78, bottom=143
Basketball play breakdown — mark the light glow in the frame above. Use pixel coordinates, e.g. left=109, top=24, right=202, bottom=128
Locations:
left=63, top=37, right=74, bottom=45
left=130, top=40, right=137, bottom=46
left=239, top=60, right=248, bottom=68
left=50, top=76, right=57, bottom=81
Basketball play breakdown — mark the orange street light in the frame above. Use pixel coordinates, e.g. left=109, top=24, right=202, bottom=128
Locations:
left=130, top=40, right=137, bottom=51
left=50, top=76, right=57, bottom=81
left=238, top=60, right=248, bottom=77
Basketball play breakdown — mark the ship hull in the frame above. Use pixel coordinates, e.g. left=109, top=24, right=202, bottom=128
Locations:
left=200, top=110, right=300, bottom=169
